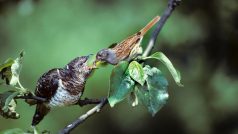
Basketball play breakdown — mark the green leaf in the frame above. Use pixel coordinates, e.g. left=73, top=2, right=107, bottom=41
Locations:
left=136, top=66, right=169, bottom=116
left=108, top=61, right=135, bottom=107
left=0, top=51, right=25, bottom=87
left=0, top=58, right=14, bottom=72
left=0, top=59, right=14, bottom=85
left=143, top=52, right=183, bottom=87
left=9, top=51, right=24, bottom=86
left=128, top=61, right=146, bottom=85
left=0, top=91, right=20, bottom=119
left=2, top=91, right=19, bottom=112
left=0, top=128, right=25, bottom=134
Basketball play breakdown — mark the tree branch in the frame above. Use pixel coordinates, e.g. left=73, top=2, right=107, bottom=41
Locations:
left=76, top=98, right=103, bottom=106
left=143, top=0, right=181, bottom=57
left=15, top=93, right=103, bottom=107
left=59, top=98, right=108, bottom=134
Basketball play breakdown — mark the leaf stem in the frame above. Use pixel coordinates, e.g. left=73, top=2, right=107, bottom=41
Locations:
left=17, top=80, right=24, bottom=90
left=17, top=79, right=27, bottom=93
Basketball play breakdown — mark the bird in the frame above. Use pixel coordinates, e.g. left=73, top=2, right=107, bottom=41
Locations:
left=96, top=16, right=160, bottom=65
left=31, top=55, right=95, bottom=126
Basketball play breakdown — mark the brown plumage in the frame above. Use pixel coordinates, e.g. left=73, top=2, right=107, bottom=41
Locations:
left=96, top=16, right=160, bottom=65
left=32, top=56, right=94, bottom=126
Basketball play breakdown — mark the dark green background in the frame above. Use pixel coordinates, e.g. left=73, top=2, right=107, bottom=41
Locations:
left=0, top=0, right=238, bottom=134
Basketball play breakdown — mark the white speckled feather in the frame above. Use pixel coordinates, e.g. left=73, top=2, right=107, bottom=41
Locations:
left=48, top=79, right=81, bottom=107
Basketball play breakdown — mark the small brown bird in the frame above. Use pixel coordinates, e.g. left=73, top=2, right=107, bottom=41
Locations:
left=96, top=16, right=160, bottom=65
left=32, top=55, right=95, bottom=126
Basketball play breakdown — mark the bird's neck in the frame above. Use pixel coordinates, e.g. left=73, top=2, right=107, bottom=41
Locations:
left=69, top=66, right=92, bottom=80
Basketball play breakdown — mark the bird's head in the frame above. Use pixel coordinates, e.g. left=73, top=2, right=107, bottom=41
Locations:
left=66, top=56, right=95, bottom=78
left=67, top=56, right=88, bottom=69
left=96, top=49, right=118, bottom=65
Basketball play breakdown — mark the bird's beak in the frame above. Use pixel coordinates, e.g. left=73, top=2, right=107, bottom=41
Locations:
left=95, top=61, right=107, bottom=68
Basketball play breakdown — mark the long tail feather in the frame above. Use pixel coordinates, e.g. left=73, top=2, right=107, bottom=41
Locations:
left=139, top=16, right=160, bottom=35
left=32, top=104, right=50, bottom=126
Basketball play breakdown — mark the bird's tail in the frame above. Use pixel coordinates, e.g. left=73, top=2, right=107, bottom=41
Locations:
left=32, top=103, right=50, bottom=126
left=139, top=16, right=160, bottom=35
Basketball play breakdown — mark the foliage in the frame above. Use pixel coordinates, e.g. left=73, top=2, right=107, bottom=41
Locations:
left=128, top=61, right=146, bottom=86
left=108, top=61, right=134, bottom=107
left=0, top=48, right=182, bottom=133
left=0, top=51, right=29, bottom=120
left=0, top=51, right=24, bottom=87
left=0, top=91, right=20, bottom=119
left=108, top=52, right=182, bottom=115
left=143, top=52, right=183, bottom=87
left=135, top=66, right=168, bottom=116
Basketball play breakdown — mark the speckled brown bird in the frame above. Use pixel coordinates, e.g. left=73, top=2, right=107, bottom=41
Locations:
left=32, top=55, right=95, bottom=126
left=96, top=16, right=160, bottom=65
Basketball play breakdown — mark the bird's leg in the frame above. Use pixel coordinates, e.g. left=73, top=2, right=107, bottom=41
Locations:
left=15, top=92, right=48, bottom=105
left=76, top=98, right=104, bottom=107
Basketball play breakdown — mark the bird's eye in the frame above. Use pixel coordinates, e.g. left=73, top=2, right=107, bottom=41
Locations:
left=98, top=52, right=102, bottom=57
left=79, top=62, right=84, bottom=66
left=97, top=49, right=110, bottom=61
left=102, top=52, right=108, bottom=57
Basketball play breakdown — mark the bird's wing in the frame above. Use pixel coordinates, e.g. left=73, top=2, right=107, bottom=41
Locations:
left=35, top=69, right=59, bottom=100
left=112, top=34, right=140, bottom=59
left=111, top=16, right=160, bottom=61
left=59, top=68, right=86, bottom=96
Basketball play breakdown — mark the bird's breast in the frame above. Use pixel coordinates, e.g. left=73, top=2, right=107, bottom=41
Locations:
left=48, top=87, right=81, bottom=107
left=48, top=79, right=82, bottom=107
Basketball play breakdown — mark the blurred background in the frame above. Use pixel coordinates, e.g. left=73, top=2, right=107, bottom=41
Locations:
left=0, top=0, right=238, bottom=134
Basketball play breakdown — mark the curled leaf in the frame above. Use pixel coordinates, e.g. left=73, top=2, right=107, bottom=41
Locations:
left=143, top=52, right=183, bottom=87
left=0, top=58, right=14, bottom=71
left=0, top=59, right=14, bottom=85
left=10, top=51, right=24, bottom=86
left=0, top=91, right=20, bottom=119
left=0, top=51, right=24, bottom=87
